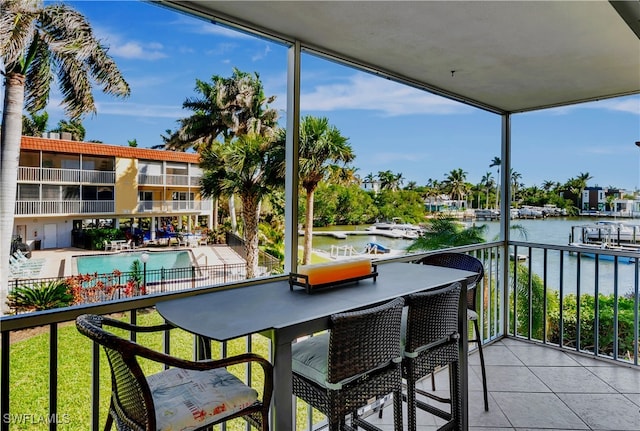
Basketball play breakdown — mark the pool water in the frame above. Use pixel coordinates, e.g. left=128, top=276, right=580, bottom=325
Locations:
left=76, top=250, right=192, bottom=275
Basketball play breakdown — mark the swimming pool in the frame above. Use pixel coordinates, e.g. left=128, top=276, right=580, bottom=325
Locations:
left=75, top=250, right=193, bottom=275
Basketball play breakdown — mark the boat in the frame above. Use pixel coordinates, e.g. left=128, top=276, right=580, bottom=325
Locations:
left=363, top=242, right=391, bottom=254
left=575, top=221, right=640, bottom=245
left=568, top=241, right=638, bottom=264
left=365, top=218, right=424, bottom=239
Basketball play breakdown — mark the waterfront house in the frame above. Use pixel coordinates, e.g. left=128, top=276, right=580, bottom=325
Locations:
left=14, top=135, right=212, bottom=249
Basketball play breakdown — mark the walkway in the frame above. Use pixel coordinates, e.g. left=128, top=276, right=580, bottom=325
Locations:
left=367, top=338, right=640, bottom=430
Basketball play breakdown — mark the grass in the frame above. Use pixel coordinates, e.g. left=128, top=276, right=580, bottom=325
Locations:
left=5, top=309, right=322, bottom=430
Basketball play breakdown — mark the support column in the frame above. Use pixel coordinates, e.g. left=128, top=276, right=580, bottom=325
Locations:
left=284, top=41, right=301, bottom=275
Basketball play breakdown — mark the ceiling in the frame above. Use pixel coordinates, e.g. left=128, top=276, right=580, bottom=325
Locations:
left=159, top=1, right=640, bottom=115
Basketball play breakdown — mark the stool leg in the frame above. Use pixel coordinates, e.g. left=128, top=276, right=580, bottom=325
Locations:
left=474, top=319, right=489, bottom=411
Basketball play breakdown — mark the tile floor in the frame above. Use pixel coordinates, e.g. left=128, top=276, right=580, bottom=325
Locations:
left=363, top=337, right=640, bottom=430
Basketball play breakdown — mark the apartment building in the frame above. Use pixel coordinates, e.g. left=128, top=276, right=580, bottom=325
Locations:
left=14, top=136, right=212, bottom=250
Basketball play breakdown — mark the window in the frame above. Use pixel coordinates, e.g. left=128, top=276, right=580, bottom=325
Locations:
left=19, top=150, right=40, bottom=167
left=42, top=152, right=80, bottom=169
left=82, top=155, right=114, bottom=171
left=63, top=186, right=80, bottom=200
left=42, top=185, right=61, bottom=200
left=166, top=163, right=188, bottom=176
left=172, top=192, right=193, bottom=201
left=18, top=184, right=39, bottom=199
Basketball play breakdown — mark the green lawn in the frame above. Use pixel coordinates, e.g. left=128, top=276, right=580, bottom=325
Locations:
left=5, top=309, right=321, bottom=430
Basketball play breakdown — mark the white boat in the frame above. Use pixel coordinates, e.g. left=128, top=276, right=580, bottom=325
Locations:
left=578, top=221, right=640, bottom=245
left=366, top=219, right=424, bottom=239
left=568, top=241, right=638, bottom=264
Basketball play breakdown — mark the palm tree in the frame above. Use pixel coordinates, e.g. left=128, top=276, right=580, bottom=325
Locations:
left=489, top=156, right=501, bottom=210
left=510, top=169, right=522, bottom=208
left=444, top=168, right=468, bottom=204
left=480, top=171, right=494, bottom=209
left=164, top=68, right=278, bottom=233
left=51, top=118, right=86, bottom=141
left=164, top=68, right=278, bottom=150
left=407, top=215, right=487, bottom=251
left=22, top=111, right=48, bottom=137
left=298, top=116, right=353, bottom=265
left=1, top=0, right=130, bottom=312
left=576, top=171, right=593, bottom=210
left=199, top=133, right=285, bottom=278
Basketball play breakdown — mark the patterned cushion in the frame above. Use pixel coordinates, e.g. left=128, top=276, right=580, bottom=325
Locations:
left=147, top=366, right=258, bottom=431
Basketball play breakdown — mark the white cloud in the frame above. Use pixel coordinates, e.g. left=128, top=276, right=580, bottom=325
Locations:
left=92, top=24, right=167, bottom=61
left=291, top=73, right=469, bottom=116
left=109, top=41, right=167, bottom=60
left=538, top=95, right=640, bottom=116
left=252, top=44, right=271, bottom=62
left=595, top=97, right=640, bottom=115
left=189, top=20, right=255, bottom=40
left=94, top=101, right=184, bottom=119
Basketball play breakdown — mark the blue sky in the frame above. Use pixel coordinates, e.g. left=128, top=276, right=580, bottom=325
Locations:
left=16, top=1, right=640, bottom=190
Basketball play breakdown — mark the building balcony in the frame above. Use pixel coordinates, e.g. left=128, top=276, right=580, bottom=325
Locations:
left=135, top=199, right=212, bottom=213
left=138, top=173, right=202, bottom=187
left=14, top=199, right=115, bottom=216
left=18, top=167, right=115, bottom=184
left=1, top=242, right=638, bottom=430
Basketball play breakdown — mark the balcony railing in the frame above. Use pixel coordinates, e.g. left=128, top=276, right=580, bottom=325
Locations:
left=18, top=167, right=115, bottom=184
left=138, top=173, right=202, bottom=186
left=135, top=200, right=212, bottom=213
left=15, top=200, right=115, bottom=216
left=1, top=241, right=638, bottom=430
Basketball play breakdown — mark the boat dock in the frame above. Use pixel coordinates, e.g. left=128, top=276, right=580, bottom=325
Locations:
left=298, top=228, right=417, bottom=240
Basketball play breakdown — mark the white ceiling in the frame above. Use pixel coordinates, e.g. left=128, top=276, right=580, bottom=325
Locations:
left=160, top=0, right=640, bottom=114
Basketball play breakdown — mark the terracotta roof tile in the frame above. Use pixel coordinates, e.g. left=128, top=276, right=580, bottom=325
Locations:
left=20, top=136, right=200, bottom=163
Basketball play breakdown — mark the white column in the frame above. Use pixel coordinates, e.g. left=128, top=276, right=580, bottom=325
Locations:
left=284, top=41, right=301, bottom=275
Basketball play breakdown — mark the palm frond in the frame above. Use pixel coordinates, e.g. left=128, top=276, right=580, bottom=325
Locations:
left=0, top=0, right=39, bottom=73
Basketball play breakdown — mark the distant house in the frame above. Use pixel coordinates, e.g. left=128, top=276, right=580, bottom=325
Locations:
left=361, top=179, right=381, bottom=194
left=14, top=135, right=212, bottom=250
left=424, top=194, right=467, bottom=212
left=581, top=186, right=633, bottom=213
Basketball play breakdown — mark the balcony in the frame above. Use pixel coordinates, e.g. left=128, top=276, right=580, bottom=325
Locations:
left=135, top=199, right=212, bottom=213
left=14, top=200, right=115, bottom=216
left=1, top=241, right=638, bottom=430
left=18, top=167, right=115, bottom=184
left=138, top=173, right=201, bottom=187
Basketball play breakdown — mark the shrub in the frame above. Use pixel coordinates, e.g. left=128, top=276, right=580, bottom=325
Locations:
left=7, top=280, right=73, bottom=312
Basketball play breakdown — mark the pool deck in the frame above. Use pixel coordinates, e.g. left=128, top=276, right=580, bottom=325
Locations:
left=26, top=244, right=245, bottom=279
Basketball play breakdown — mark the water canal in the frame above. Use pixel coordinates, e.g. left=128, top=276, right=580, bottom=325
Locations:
left=314, top=217, right=640, bottom=296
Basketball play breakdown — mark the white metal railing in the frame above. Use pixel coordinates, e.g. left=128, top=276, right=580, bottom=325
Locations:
left=136, top=200, right=211, bottom=213
left=165, top=174, right=189, bottom=186
left=137, top=173, right=164, bottom=185
left=18, top=167, right=115, bottom=184
left=2, top=242, right=637, bottom=431
left=138, top=174, right=202, bottom=186
left=15, top=200, right=115, bottom=215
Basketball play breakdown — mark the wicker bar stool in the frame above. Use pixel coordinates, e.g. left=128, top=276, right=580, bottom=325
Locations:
left=417, top=252, right=489, bottom=411
left=291, top=297, right=405, bottom=431
left=403, top=282, right=462, bottom=431
left=76, top=314, right=273, bottom=431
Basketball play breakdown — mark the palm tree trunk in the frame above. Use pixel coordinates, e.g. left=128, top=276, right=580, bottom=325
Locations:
left=242, top=194, right=260, bottom=278
left=229, top=195, right=238, bottom=234
left=1, top=73, right=25, bottom=314
left=212, top=198, right=219, bottom=230
left=303, top=189, right=315, bottom=265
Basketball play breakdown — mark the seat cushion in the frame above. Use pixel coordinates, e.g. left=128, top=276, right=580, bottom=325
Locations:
left=292, top=333, right=330, bottom=388
left=468, top=309, right=478, bottom=321
left=147, top=366, right=258, bottom=431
